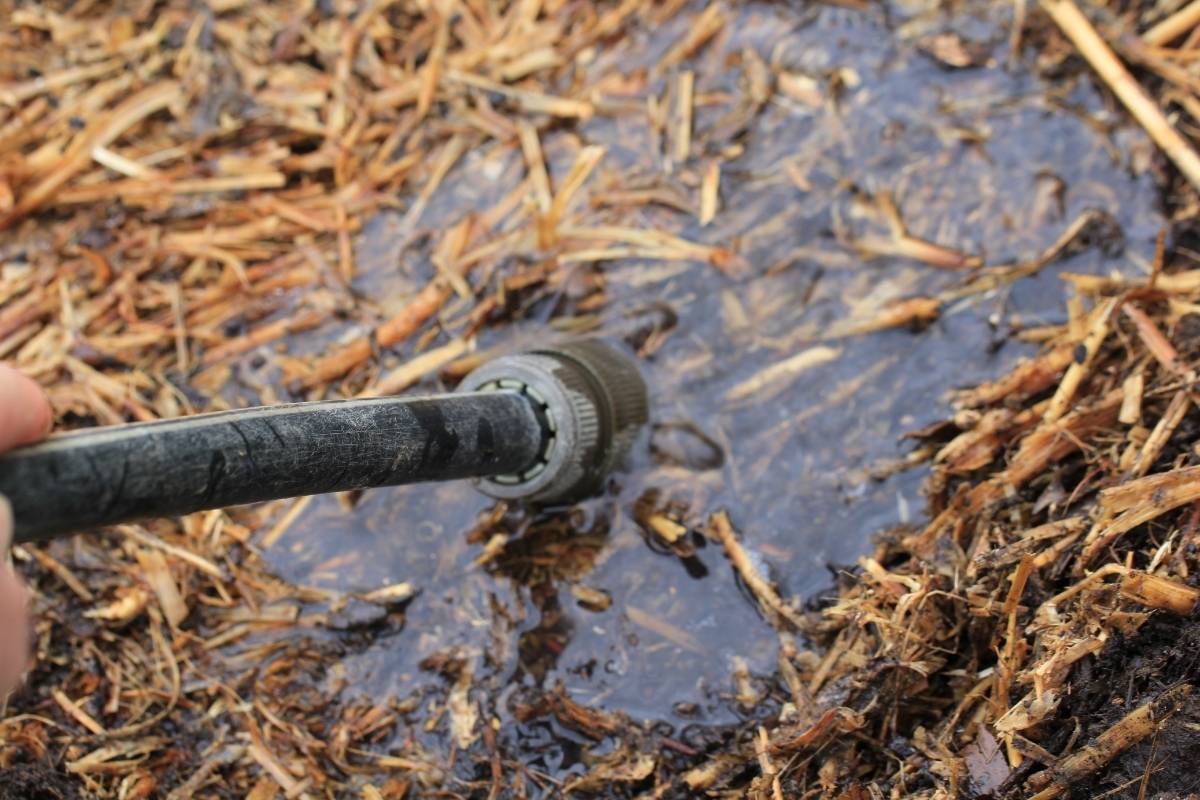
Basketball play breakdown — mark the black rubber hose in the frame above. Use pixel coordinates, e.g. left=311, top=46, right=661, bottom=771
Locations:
left=0, top=391, right=545, bottom=543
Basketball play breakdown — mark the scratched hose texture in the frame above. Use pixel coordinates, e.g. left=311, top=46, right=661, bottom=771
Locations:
left=0, top=393, right=542, bottom=542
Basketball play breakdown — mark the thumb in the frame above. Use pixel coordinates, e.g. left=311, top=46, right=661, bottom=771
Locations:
left=0, top=365, right=52, bottom=452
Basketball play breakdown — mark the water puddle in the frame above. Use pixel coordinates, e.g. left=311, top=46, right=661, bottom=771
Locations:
left=266, top=0, right=1162, bottom=759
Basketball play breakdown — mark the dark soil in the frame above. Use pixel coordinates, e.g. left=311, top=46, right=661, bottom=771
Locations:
left=0, top=763, right=80, bottom=800
left=1051, top=618, right=1200, bottom=799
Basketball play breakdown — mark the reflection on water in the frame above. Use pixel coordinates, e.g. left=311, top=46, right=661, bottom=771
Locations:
left=267, top=0, right=1162, bottom=755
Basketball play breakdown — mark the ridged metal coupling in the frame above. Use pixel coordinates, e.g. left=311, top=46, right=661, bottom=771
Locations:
left=460, top=340, right=649, bottom=504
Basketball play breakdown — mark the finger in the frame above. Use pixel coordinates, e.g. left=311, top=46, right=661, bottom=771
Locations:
left=0, top=497, right=28, bottom=693
left=0, top=364, right=52, bottom=451
left=0, top=495, right=9, bottom=552
left=0, top=570, right=29, bottom=693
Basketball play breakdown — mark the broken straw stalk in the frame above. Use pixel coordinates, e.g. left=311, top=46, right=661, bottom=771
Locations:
left=1041, top=0, right=1200, bottom=192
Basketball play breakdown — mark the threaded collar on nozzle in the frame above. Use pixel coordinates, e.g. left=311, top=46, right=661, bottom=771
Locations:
left=458, top=339, right=649, bottom=504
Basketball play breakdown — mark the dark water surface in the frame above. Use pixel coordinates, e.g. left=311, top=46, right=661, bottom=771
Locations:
left=267, top=0, right=1161, bottom=753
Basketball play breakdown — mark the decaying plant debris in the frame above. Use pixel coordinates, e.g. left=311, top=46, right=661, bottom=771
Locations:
left=4, top=0, right=1200, bottom=797
left=692, top=251, right=1200, bottom=797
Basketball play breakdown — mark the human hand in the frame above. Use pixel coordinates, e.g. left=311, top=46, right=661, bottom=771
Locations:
left=0, top=364, right=52, bottom=694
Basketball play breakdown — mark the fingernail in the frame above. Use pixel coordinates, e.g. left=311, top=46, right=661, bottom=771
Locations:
left=38, top=400, right=53, bottom=436
left=0, top=495, right=11, bottom=552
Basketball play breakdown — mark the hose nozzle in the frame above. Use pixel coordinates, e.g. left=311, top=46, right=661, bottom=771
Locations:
left=461, top=340, right=649, bottom=504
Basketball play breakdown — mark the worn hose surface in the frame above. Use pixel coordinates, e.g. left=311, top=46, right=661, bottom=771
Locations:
left=0, top=392, right=544, bottom=543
